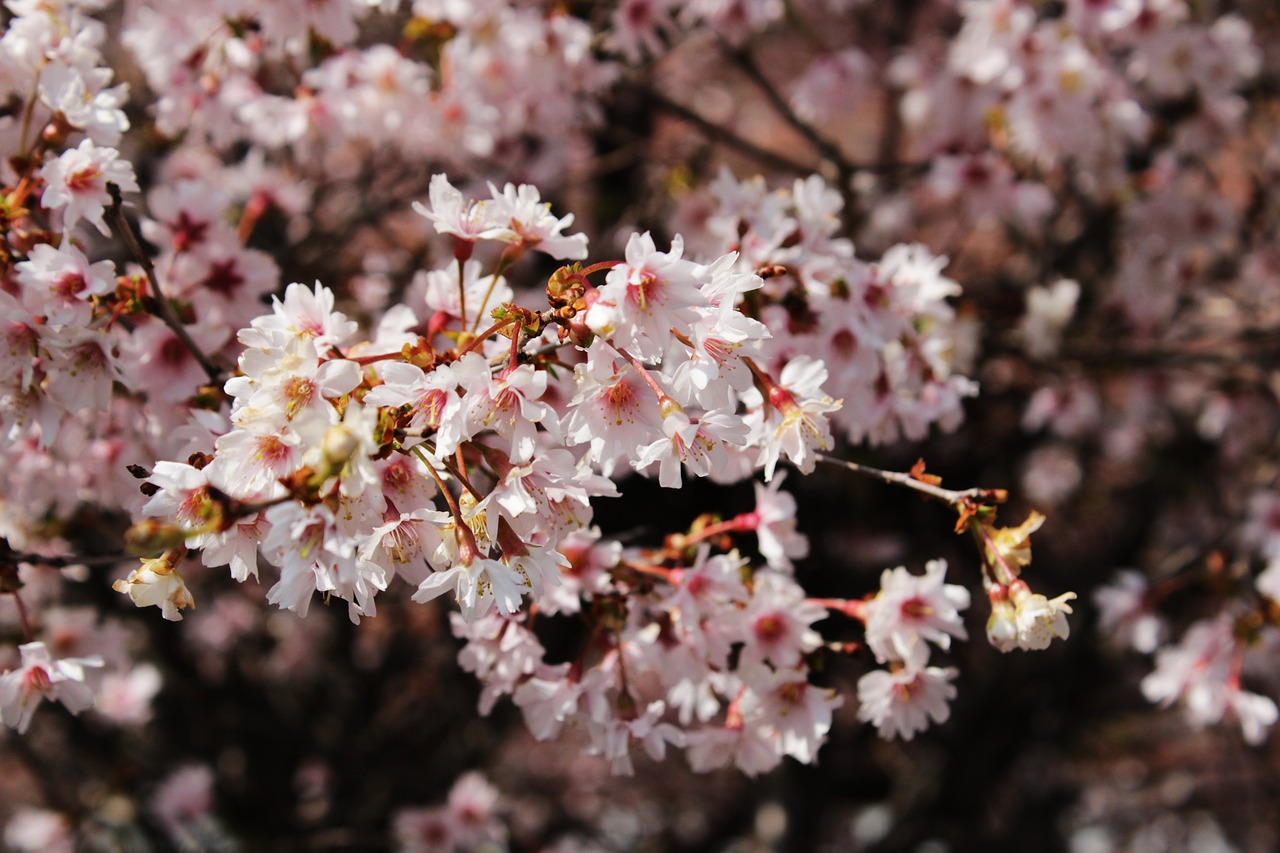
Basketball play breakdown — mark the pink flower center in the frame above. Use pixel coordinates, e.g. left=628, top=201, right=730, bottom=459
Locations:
left=177, top=486, right=212, bottom=526
left=755, top=613, right=787, bottom=644
left=602, top=379, right=640, bottom=424
left=627, top=270, right=661, bottom=311
left=160, top=336, right=190, bottom=366
left=66, top=165, right=103, bottom=191
left=171, top=211, right=209, bottom=250
left=414, top=388, right=450, bottom=427
left=901, top=597, right=934, bottom=620
left=24, top=666, right=52, bottom=694
left=52, top=272, right=87, bottom=301
left=253, top=434, right=293, bottom=468
left=831, top=328, right=857, bottom=359
left=776, top=681, right=806, bottom=707
left=202, top=259, right=246, bottom=296
left=382, top=459, right=411, bottom=490
left=282, top=376, right=316, bottom=419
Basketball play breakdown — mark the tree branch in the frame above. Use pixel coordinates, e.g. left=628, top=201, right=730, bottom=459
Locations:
left=648, top=90, right=817, bottom=176
left=106, top=183, right=226, bottom=386
left=816, top=453, right=1007, bottom=509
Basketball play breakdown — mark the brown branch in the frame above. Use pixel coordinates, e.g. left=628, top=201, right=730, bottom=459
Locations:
left=1, top=548, right=131, bottom=570
left=872, top=0, right=917, bottom=194
left=106, top=183, right=226, bottom=385
left=716, top=41, right=920, bottom=234
left=816, top=453, right=1007, bottom=508
left=721, top=40, right=851, bottom=178
left=648, top=90, right=817, bottom=176
left=717, top=40, right=863, bottom=235
left=11, top=590, right=32, bottom=641
left=645, top=84, right=927, bottom=188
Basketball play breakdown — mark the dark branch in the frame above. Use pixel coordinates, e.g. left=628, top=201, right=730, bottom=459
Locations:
left=105, top=183, right=226, bottom=386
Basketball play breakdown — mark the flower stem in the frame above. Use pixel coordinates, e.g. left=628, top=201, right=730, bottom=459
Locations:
left=969, top=517, right=1018, bottom=587
left=456, top=256, right=468, bottom=337
left=412, top=445, right=465, bottom=527
left=469, top=251, right=519, bottom=335
left=12, top=591, right=33, bottom=642
left=458, top=317, right=518, bottom=357
left=615, top=346, right=672, bottom=405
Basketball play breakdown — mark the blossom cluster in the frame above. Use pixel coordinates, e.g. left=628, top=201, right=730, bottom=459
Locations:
left=0, top=104, right=1057, bottom=779
left=677, top=170, right=978, bottom=446
left=112, top=173, right=1042, bottom=768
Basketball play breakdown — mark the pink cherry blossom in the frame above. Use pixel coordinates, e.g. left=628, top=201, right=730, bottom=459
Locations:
left=39, top=138, right=138, bottom=236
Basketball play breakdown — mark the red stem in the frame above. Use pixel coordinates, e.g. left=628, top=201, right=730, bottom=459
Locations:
left=12, top=591, right=33, bottom=642
left=458, top=317, right=518, bottom=357
left=615, top=346, right=671, bottom=405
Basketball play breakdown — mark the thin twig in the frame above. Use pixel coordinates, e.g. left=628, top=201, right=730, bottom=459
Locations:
left=11, top=590, right=33, bottom=642
left=106, top=183, right=226, bottom=385
left=718, top=35, right=931, bottom=233
left=646, top=86, right=926, bottom=183
left=411, top=445, right=466, bottom=522
left=815, top=453, right=1007, bottom=508
left=470, top=254, right=519, bottom=336
left=648, top=91, right=817, bottom=176
left=721, top=40, right=850, bottom=176
left=872, top=0, right=917, bottom=194
left=3, top=550, right=131, bottom=569
left=718, top=41, right=861, bottom=231
left=485, top=308, right=565, bottom=368
left=969, top=515, right=1018, bottom=587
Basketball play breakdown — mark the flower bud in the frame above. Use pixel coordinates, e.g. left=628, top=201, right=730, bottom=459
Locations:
left=321, top=424, right=359, bottom=470
left=986, top=594, right=1019, bottom=653
left=124, top=518, right=191, bottom=554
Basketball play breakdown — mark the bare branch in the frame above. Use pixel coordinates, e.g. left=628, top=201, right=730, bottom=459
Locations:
left=105, top=182, right=226, bottom=386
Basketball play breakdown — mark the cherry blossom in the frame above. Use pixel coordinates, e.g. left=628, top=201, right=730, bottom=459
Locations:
left=38, top=138, right=137, bottom=236
left=0, top=641, right=102, bottom=733
left=112, top=555, right=196, bottom=622
left=856, top=658, right=958, bottom=741
left=864, top=560, right=970, bottom=664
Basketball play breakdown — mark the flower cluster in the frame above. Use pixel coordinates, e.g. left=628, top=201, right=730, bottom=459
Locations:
left=855, top=560, right=967, bottom=740
left=677, top=171, right=977, bottom=446
left=108, top=174, right=1027, bottom=773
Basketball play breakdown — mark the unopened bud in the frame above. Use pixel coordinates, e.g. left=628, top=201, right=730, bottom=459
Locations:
left=495, top=517, right=528, bottom=560
left=323, top=424, right=358, bottom=464
left=548, top=264, right=585, bottom=303
left=986, top=594, right=1018, bottom=653
left=125, top=518, right=190, bottom=554
left=42, top=115, right=73, bottom=147
left=766, top=384, right=798, bottom=414
left=315, top=424, right=359, bottom=483
left=24, top=665, right=52, bottom=694
left=1003, top=578, right=1024, bottom=601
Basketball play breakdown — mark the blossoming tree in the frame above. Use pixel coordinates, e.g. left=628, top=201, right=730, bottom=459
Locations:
left=0, top=0, right=1277, bottom=849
